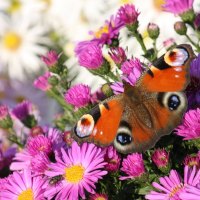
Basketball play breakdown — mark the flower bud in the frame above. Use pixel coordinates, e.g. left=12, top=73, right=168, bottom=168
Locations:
left=63, top=131, right=74, bottom=146
left=184, top=154, right=200, bottom=168
left=0, top=105, right=13, bottom=129
left=101, top=83, right=114, bottom=97
left=174, top=21, right=187, bottom=35
left=152, top=149, right=170, bottom=172
left=109, top=47, right=127, bottom=65
left=147, top=23, right=160, bottom=39
left=48, top=75, right=59, bottom=86
left=180, top=9, right=195, bottom=24
left=30, top=126, right=44, bottom=137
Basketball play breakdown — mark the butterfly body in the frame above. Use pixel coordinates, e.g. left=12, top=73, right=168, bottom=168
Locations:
left=73, top=44, right=195, bottom=154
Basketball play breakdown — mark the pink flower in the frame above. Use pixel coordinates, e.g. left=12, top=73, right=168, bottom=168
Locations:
left=0, top=177, right=10, bottom=199
left=0, top=105, right=13, bottom=129
left=1, top=169, right=46, bottom=200
left=89, top=193, right=108, bottom=200
left=34, top=72, right=52, bottom=91
left=120, top=153, right=145, bottom=180
left=110, top=81, right=124, bottom=94
left=163, top=38, right=176, bottom=49
left=145, top=166, right=200, bottom=200
left=163, top=0, right=194, bottom=15
left=44, top=142, right=107, bottom=200
left=152, top=149, right=170, bottom=168
left=108, top=47, right=127, bottom=65
left=176, top=108, right=200, bottom=140
left=65, top=84, right=91, bottom=108
left=90, top=15, right=124, bottom=45
left=121, top=58, right=142, bottom=75
left=184, top=154, right=200, bottom=168
left=41, top=50, right=59, bottom=67
left=104, top=145, right=121, bottom=172
left=75, top=41, right=103, bottom=69
left=117, top=4, right=139, bottom=26
left=180, top=185, right=200, bottom=199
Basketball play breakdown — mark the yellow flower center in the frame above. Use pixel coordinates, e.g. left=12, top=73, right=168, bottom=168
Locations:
left=17, top=188, right=34, bottom=200
left=169, top=183, right=184, bottom=197
left=188, top=160, right=198, bottom=167
left=3, top=32, right=22, bottom=51
left=7, top=0, right=21, bottom=13
left=65, top=165, right=85, bottom=183
left=120, top=0, right=133, bottom=4
left=153, top=0, right=165, bottom=11
left=94, top=25, right=109, bottom=39
left=96, top=197, right=106, bottom=200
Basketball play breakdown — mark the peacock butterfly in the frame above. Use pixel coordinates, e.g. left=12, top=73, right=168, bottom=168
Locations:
left=73, top=44, right=195, bottom=154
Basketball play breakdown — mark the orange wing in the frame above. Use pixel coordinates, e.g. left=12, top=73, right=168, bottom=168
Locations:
left=139, top=44, right=195, bottom=92
left=73, top=96, right=124, bottom=146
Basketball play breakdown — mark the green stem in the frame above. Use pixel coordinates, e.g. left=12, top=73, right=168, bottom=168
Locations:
left=47, top=89, right=73, bottom=112
left=90, top=70, right=110, bottom=82
left=185, top=34, right=200, bottom=51
left=107, top=71, right=119, bottom=82
left=153, top=39, right=158, bottom=59
left=8, top=128, right=24, bottom=148
left=133, top=32, right=147, bottom=55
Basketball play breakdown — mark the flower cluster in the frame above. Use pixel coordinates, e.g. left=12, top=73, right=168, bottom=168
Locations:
left=1, top=0, right=200, bottom=200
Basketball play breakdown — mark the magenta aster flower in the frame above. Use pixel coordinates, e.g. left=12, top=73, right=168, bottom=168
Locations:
left=163, top=0, right=194, bottom=15
left=108, top=47, right=127, bottom=65
left=121, top=58, right=142, bottom=75
left=44, top=142, right=107, bottom=200
left=12, top=100, right=33, bottom=120
left=117, top=4, right=139, bottom=26
left=90, top=193, right=108, bottom=200
left=65, top=84, right=91, bottom=108
left=34, top=72, right=52, bottom=91
left=10, top=128, right=65, bottom=171
left=104, top=145, right=121, bottom=172
left=30, top=152, right=50, bottom=175
left=0, top=177, right=10, bottom=198
left=145, top=166, right=200, bottom=200
left=194, top=13, right=200, bottom=30
left=91, top=15, right=124, bottom=45
left=176, top=108, right=200, bottom=140
left=41, top=50, right=59, bottom=67
left=75, top=42, right=103, bottom=69
left=152, top=148, right=170, bottom=168
left=120, top=153, right=145, bottom=180
left=1, top=169, right=46, bottom=200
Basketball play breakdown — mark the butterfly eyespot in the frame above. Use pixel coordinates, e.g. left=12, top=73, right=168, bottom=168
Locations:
left=164, top=48, right=188, bottom=66
left=168, top=95, right=180, bottom=111
left=116, top=133, right=132, bottom=145
left=75, top=114, right=94, bottom=138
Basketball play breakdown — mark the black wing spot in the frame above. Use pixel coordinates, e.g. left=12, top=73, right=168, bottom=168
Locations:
left=168, top=95, right=180, bottom=111
left=103, top=102, right=110, bottom=110
left=147, top=69, right=154, bottom=77
left=116, top=133, right=132, bottom=145
left=89, top=105, right=101, bottom=123
left=153, top=54, right=171, bottom=70
left=157, top=92, right=165, bottom=107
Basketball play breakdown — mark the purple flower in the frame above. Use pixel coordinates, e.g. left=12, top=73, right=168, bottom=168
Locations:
left=117, top=4, right=139, bottom=26
left=65, top=84, right=91, bottom=108
left=90, top=15, right=124, bottom=45
left=0, top=105, right=13, bottom=129
left=121, top=58, right=142, bottom=75
left=104, top=145, right=121, bottom=172
left=176, top=108, right=200, bottom=140
left=145, top=166, right=200, bottom=200
left=108, top=47, right=127, bottom=65
left=120, top=153, right=145, bottom=180
left=44, top=142, right=107, bottom=200
left=34, top=72, right=52, bottom=91
left=110, top=81, right=124, bottom=94
left=163, top=0, right=194, bottom=15
left=41, top=50, right=59, bottom=67
left=12, top=100, right=32, bottom=120
left=151, top=149, right=170, bottom=168
left=1, top=169, right=46, bottom=199
left=0, top=105, right=9, bottom=120
left=0, top=177, right=10, bottom=199
left=190, top=54, right=200, bottom=78
left=75, top=42, right=103, bottom=69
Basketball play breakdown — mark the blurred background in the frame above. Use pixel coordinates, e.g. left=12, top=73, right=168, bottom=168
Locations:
left=0, top=0, right=200, bottom=125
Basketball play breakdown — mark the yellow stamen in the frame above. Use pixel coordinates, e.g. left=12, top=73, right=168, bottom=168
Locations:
left=153, top=0, right=165, bottom=11
left=96, top=197, right=106, bottom=200
left=94, top=25, right=109, bottom=39
left=188, top=161, right=198, bottom=167
left=65, top=165, right=85, bottom=183
left=17, top=188, right=33, bottom=200
left=3, top=32, right=22, bottom=51
left=120, top=0, right=133, bottom=4
left=15, top=96, right=25, bottom=103
left=169, top=183, right=184, bottom=197
left=7, top=0, right=21, bottom=13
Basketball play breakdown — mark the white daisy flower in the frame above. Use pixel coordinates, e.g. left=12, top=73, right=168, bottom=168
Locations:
left=0, top=15, right=50, bottom=80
